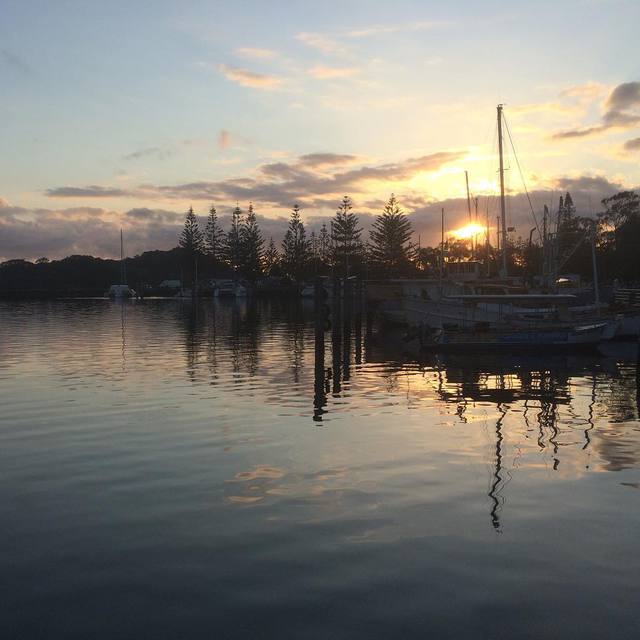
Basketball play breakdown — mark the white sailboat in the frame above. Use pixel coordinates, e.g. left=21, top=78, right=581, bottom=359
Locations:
left=106, top=229, right=135, bottom=299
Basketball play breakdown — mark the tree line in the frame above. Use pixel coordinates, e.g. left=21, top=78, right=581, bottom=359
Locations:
left=178, top=194, right=416, bottom=283
left=177, top=189, right=640, bottom=285
left=3, top=188, right=639, bottom=296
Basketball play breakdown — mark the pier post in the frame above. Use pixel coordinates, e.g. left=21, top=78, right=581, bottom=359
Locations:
left=343, top=278, right=352, bottom=381
left=354, top=277, right=363, bottom=366
left=313, top=276, right=326, bottom=421
left=331, top=277, right=342, bottom=394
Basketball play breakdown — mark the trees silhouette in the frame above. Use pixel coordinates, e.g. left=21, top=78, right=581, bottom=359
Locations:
left=224, top=205, right=243, bottom=273
left=368, top=194, right=414, bottom=276
left=179, top=207, right=205, bottom=255
left=241, top=203, right=265, bottom=281
left=179, top=207, right=204, bottom=288
left=330, top=195, right=362, bottom=277
left=282, top=204, right=311, bottom=282
left=262, top=238, right=280, bottom=275
left=205, top=205, right=225, bottom=264
left=598, top=190, right=640, bottom=281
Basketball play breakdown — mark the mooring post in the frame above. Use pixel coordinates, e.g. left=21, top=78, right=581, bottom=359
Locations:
left=354, top=277, right=363, bottom=365
left=313, top=276, right=326, bottom=421
left=331, top=277, right=342, bottom=394
left=342, top=278, right=352, bottom=381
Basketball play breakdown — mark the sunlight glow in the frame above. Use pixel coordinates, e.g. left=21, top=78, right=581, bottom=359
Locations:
left=451, top=223, right=486, bottom=239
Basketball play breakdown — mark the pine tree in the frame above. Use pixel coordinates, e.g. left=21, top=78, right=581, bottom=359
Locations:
left=179, top=206, right=205, bottom=255
left=224, top=204, right=243, bottom=272
left=263, top=237, right=280, bottom=275
left=331, top=195, right=362, bottom=277
left=204, top=205, right=225, bottom=262
left=281, top=204, right=311, bottom=282
left=557, top=191, right=583, bottom=258
left=241, top=203, right=265, bottom=281
left=368, top=194, right=414, bottom=276
left=319, top=222, right=330, bottom=264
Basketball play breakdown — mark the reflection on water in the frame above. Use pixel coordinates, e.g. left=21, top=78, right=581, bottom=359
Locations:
left=1, top=299, right=640, bottom=639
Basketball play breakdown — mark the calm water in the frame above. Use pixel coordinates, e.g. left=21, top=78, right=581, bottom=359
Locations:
left=2, top=299, right=640, bottom=639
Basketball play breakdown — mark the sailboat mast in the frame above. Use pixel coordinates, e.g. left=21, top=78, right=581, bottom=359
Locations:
left=120, top=228, right=124, bottom=285
left=465, top=170, right=473, bottom=258
left=497, top=104, right=508, bottom=276
left=439, top=207, right=445, bottom=290
left=465, top=170, right=472, bottom=223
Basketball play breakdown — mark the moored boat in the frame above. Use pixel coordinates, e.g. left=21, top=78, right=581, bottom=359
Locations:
left=418, top=320, right=616, bottom=352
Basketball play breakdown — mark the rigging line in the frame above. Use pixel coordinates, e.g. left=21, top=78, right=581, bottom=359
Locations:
left=502, top=112, right=543, bottom=243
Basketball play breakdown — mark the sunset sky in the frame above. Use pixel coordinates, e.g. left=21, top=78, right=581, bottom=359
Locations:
left=2, top=0, right=639, bottom=260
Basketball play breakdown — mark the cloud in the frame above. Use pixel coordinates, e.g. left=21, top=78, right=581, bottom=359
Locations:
left=0, top=202, right=292, bottom=261
left=308, top=65, right=359, bottom=79
left=45, top=150, right=465, bottom=209
left=6, top=172, right=631, bottom=261
left=1, top=49, right=33, bottom=75
left=551, top=125, right=605, bottom=140
left=606, top=82, right=640, bottom=111
left=345, top=21, right=443, bottom=38
left=552, top=80, right=640, bottom=140
left=295, top=32, right=347, bottom=55
left=623, top=137, right=640, bottom=152
left=553, top=175, right=622, bottom=194
left=298, top=153, right=360, bottom=167
left=235, top=47, right=277, bottom=59
left=218, top=64, right=282, bottom=89
left=149, top=150, right=465, bottom=205
left=123, top=146, right=173, bottom=161
left=296, top=22, right=445, bottom=56
left=218, top=129, right=232, bottom=151
left=46, top=185, right=130, bottom=198
left=560, top=82, right=608, bottom=101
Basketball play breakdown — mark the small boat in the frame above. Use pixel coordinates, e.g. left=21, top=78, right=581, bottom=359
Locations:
left=107, top=284, right=136, bottom=299
left=418, top=320, right=617, bottom=352
left=212, top=279, right=247, bottom=298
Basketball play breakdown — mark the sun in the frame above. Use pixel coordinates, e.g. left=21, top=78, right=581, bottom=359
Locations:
left=451, top=223, right=486, bottom=240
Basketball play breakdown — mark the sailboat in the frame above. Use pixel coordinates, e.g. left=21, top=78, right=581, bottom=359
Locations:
left=106, top=229, right=136, bottom=299
left=370, top=105, right=619, bottom=350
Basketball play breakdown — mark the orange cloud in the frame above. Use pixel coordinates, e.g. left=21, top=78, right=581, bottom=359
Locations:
left=218, top=64, right=282, bottom=89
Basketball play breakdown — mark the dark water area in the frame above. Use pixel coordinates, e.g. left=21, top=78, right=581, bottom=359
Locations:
left=2, top=299, right=640, bottom=639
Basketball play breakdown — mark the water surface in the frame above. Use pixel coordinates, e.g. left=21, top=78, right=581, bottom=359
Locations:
left=2, top=299, right=640, bottom=639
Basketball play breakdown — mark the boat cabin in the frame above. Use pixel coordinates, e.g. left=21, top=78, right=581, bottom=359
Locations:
left=445, top=260, right=482, bottom=282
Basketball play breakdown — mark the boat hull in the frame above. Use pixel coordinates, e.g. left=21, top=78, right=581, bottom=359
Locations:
left=419, top=322, right=614, bottom=353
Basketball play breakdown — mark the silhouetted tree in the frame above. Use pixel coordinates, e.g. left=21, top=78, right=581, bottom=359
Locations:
left=224, top=205, right=243, bottom=273
left=205, top=205, right=225, bottom=263
left=368, top=194, right=414, bottom=275
left=319, top=222, right=330, bottom=264
left=241, top=203, right=264, bottom=281
left=179, top=207, right=205, bottom=255
left=179, top=207, right=205, bottom=289
left=598, top=190, right=640, bottom=281
left=557, top=192, right=585, bottom=256
left=263, top=237, right=280, bottom=275
left=282, top=204, right=311, bottom=282
left=330, top=195, right=362, bottom=277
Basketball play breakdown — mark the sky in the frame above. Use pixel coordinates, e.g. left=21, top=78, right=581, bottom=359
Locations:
left=1, top=0, right=640, bottom=260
